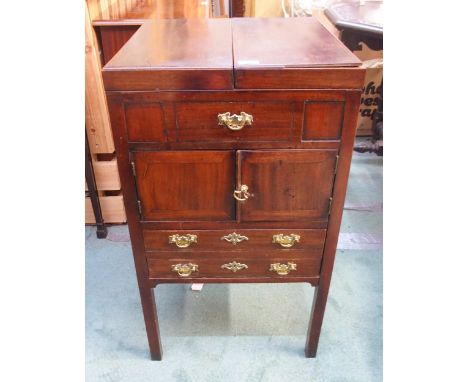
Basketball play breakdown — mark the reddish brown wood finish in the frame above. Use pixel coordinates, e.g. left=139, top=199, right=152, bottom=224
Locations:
left=175, top=101, right=294, bottom=143
left=104, top=68, right=234, bottom=91
left=108, top=90, right=348, bottom=151
left=99, top=25, right=140, bottom=65
left=232, top=18, right=361, bottom=69
left=103, top=19, right=234, bottom=91
left=102, top=18, right=365, bottom=91
left=231, top=18, right=364, bottom=89
left=139, top=286, right=163, bottom=360
left=234, top=67, right=365, bottom=89
left=104, top=17, right=364, bottom=360
left=125, top=103, right=166, bottom=142
left=93, top=0, right=227, bottom=66
left=238, top=150, right=337, bottom=222
left=303, top=102, right=345, bottom=141
left=148, top=256, right=323, bottom=279
left=140, top=220, right=329, bottom=230
left=133, top=151, right=236, bottom=221
left=305, top=91, right=362, bottom=357
left=142, top=228, right=326, bottom=252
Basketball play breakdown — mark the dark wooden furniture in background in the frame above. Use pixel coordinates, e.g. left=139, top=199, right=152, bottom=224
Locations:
left=325, top=1, right=383, bottom=52
left=325, top=0, right=383, bottom=155
left=103, top=17, right=364, bottom=360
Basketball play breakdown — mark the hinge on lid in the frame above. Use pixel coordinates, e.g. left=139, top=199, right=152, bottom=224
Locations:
left=334, top=155, right=340, bottom=174
left=131, top=161, right=136, bottom=177
left=328, top=197, right=333, bottom=215
left=137, top=200, right=142, bottom=217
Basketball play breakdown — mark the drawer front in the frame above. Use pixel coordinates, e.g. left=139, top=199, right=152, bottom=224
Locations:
left=120, top=93, right=347, bottom=144
left=143, top=229, right=326, bottom=253
left=148, top=255, right=322, bottom=279
left=175, top=101, right=294, bottom=142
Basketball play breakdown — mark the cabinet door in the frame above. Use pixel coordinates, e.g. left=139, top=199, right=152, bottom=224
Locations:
left=133, top=151, right=235, bottom=221
left=238, top=150, right=337, bottom=222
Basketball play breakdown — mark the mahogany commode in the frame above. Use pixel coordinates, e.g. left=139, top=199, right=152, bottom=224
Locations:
left=103, top=17, right=364, bottom=360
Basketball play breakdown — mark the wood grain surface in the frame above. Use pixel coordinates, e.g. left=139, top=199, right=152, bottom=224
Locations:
left=142, top=228, right=326, bottom=252
left=238, top=150, right=338, bottom=222
left=103, top=17, right=365, bottom=360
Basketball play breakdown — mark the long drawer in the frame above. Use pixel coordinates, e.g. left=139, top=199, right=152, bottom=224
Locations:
left=147, top=255, right=322, bottom=279
left=175, top=101, right=293, bottom=142
left=123, top=96, right=345, bottom=143
left=142, top=229, right=326, bottom=253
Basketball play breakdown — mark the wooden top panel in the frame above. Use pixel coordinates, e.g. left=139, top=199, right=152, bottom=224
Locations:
left=104, top=19, right=232, bottom=70
left=102, top=17, right=364, bottom=91
left=232, top=17, right=361, bottom=69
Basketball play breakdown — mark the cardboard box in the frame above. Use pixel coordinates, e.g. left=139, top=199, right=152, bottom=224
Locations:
left=351, top=44, right=383, bottom=136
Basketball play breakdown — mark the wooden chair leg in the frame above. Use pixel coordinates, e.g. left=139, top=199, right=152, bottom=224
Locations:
left=139, top=286, right=163, bottom=360
left=305, top=284, right=329, bottom=358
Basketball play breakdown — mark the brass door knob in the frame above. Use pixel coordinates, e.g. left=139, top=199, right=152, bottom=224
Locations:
left=233, top=185, right=250, bottom=201
left=269, top=262, right=297, bottom=275
left=171, top=263, right=198, bottom=277
left=218, top=112, right=253, bottom=131
left=168, top=234, right=197, bottom=248
left=272, top=234, right=300, bottom=248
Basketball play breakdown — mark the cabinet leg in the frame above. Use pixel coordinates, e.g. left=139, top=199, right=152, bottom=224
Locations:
left=305, top=285, right=329, bottom=358
left=139, top=286, right=163, bottom=360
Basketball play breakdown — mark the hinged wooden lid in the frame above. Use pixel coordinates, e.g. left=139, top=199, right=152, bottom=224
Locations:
left=232, top=17, right=364, bottom=89
left=102, top=19, right=234, bottom=91
left=102, top=17, right=364, bottom=91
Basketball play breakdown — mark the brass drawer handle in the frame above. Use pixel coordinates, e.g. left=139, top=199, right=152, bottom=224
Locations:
left=233, top=184, right=250, bottom=201
left=272, top=234, right=300, bottom=248
left=171, top=263, right=199, bottom=277
left=168, top=234, right=198, bottom=248
left=269, top=262, right=297, bottom=276
left=218, top=111, right=253, bottom=131
left=221, top=261, right=249, bottom=272
left=221, top=232, right=249, bottom=245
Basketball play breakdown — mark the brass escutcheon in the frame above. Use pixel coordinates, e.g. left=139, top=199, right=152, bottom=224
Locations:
left=269, top=262, right=297, bottom=276
left=233, top=184, right=250, bottom=201
left=171, top=263, right=199, bottom=277
left=218, top=111, right=253, bottom=131
left=168, top=234, right=198, bottom=248
left=272, top=234, right=300, bottom=248
left=221, top=232, right=249, bottom=245
left=221, top=261, right=249, bottom=273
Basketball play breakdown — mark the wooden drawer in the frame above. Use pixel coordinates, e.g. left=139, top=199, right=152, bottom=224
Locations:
left=175, top=102, right=294, bottom=142
left=147, top=255, right=322, bottom=279
left=122, top=96, right=346, bottom=144
left=142, top=229, right=326, bottom=253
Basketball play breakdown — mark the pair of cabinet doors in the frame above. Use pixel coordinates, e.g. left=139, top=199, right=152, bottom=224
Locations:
left=132, top=149, right=338, bottom=223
